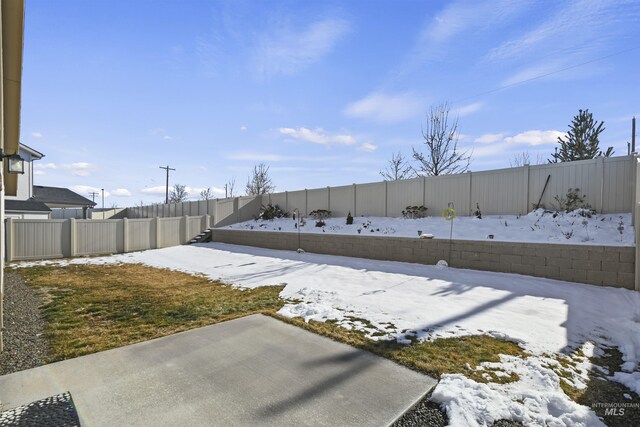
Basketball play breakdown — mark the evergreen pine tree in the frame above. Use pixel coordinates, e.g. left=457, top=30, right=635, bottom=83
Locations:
left=550, top=109, right=612, bottom=163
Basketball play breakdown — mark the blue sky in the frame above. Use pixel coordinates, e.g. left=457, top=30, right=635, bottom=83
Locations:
left=19, top=0, right=640, bottom=206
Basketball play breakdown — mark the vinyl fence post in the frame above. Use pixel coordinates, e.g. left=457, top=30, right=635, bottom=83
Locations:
left=70, top=218, right=77, bottom=257
left=205, top=214, right=211, bottom=230
left=636, top=204, right=640, bottom=291
left=154, top=217, right=161, bottom=249
left=183, top=215, right=189, bottom=244
left=123, top=217, right=129, bottom=253
left=353, top=183, right=357, bottom=216
left=5, top=218, right=13, bottom=262
left=523, top=164, right=530, bottom=214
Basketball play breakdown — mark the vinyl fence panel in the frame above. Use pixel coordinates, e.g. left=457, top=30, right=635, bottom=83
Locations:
left=355, top=182, right=386, bottom=217
left=75, top=220, right=122, bottom=256
left=307, top=188, right=329, bottom=215
left=424, top=173, right=470, bottom=216
left=386, top=178, right=424, bottom=217
left=287, top=190, right=307, bottom=215
left=128, top=218, right=156, bottom=252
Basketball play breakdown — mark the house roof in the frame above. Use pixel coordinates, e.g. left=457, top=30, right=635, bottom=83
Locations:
left=5, top=199, right=51, bottom=213
left=32, top=185, right=97, bottom=208
left=19, top=143, right=44, bottom=159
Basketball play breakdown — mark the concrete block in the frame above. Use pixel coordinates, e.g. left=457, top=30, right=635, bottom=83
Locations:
left=534, top=265, right=560, bottom=278
left=619, top=250, right=635, bottom=263
left=537, top=247, right=565, bottom=259
left=616, top=272, right=635, bottom=290
left=547, top=257, right=567, bottom=268
left=586, top=270, right=618, bottom=286
left=599, top=251, right=621, bottom=262
left=601, top=261, right=634, bottom=273
left=461, top=251, right=480, bottom=261
left=510, top=264, right=535, bottom=276
left=572, top=259, right=596, bottom=271
left=499, top=254, right=521, bottom=264
left=558, top=268, right=587, bottom=283
left=568, top=249, right=589, bottom=260
left=521, top=256, right=546, bottom=266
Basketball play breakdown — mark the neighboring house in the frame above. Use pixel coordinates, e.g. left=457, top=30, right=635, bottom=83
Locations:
left=5, top=143, right=96, bottom=219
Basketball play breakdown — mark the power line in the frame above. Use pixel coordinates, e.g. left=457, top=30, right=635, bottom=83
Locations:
left=454, top=45, right=640, bottom=103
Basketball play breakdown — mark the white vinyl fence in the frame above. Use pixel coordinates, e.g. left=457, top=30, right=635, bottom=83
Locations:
left=126, top=196, right=262, bottom=227
left=5, top=215, right=211, bottom=261
left=261, top=155, right=637, bottom=218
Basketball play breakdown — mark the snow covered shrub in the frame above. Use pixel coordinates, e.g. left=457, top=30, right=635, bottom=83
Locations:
left=402, top=205, right=428, bottom=219
left=315, top=220, right=326, bottom=228
left=258, top=204, right=289, bottom=220
left=309, top=209, right=331, bottom=220
left=552, top=188, right=594, bottom=214
left=346, top=211, right=354, bottom=225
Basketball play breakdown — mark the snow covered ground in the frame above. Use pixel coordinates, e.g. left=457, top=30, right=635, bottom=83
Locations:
left=223, top=209, right=635, bottom=246
left=13, top=243, right=640, bottom=426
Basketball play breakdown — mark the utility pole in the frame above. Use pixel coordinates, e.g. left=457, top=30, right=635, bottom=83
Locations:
left=159, top=165, right=175, bottom=204
left=632, top=116, right=636, bottom=153
left=89, top=191, right=99, bottom=203
left=101, top=189, right=105, bottom=210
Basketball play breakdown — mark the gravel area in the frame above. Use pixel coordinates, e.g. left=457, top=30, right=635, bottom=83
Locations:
left=392, top=393, right=447, bottom=427
left=0, top=271, right=49, bottom=376
left=0, top=392, right=80, bottom=426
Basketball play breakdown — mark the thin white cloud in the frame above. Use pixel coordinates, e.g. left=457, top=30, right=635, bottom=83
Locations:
left=34, top=170, right=45, bottom=176
left=474, top=133, right=505, bottom=144
left=142, top=186, right=167, bottom=195
left=36, top=162, right=96, bottom=176
left=397, top=0, right=530, bottom=74
left=110, top=188, right=132, bottom=197
left=240, top=126, right=247, bottom=131
left=226, top=151, right=340, bottom=163
left=32, top=132, right=43, bottom=138
left=279, top=127, right=356, bottom=146
left=255, top=18, right=350, bottom=77
left=34, top=162, right=58, bottom=170
left=357, top=143, right=377, bottom=152
left=500, top=61, right=565, bottom=87
left=487, top=1, right=640, bottom=87
left=163, top=135, right=172, bottom=140
left=452, top=102, right=483, bottom=117
left=343, top=92, right=423, bottom=124
left=504, top=130, right=564, bottom=146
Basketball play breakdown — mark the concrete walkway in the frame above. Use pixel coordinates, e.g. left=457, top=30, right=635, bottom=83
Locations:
left=0, top=314, right=436, bottom=426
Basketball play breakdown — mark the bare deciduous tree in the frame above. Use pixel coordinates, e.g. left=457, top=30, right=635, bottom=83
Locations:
left=169, top=184, right=189, bottom=203
left=510, top=152, right=545, bottom=167
left=200, top=187, right=213, bottom=200
left=412, top=102, right=471, bottom=176
left=245, top=163, right=275, bottom=195
left=226, top=178, right=236, bottom=198
left=380, top=151, right=416, bottom=181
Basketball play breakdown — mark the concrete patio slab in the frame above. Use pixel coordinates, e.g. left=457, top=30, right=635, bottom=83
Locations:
left=0, top=314, right=436, bottom=426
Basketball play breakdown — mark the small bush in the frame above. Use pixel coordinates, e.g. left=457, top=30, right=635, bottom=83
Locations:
left=474, top=203, right=482, bottom=219
left=346, top=211, right=353, bottom=225
left=309, top=209, right=331, bottom=220
left=552, top=188, right=595, bottom=213
left=258, top=204, right=289, bottom=220
left=402, top=205, right=428, bottom=219
left=315, top=220, right=326, bottom=227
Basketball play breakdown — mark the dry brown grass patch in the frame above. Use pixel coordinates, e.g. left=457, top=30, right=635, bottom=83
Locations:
left=18, top=263, right=284, bottom=361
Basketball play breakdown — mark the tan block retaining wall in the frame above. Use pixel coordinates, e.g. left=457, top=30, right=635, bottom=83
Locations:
left=211, top=229, right=636, bottom=290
